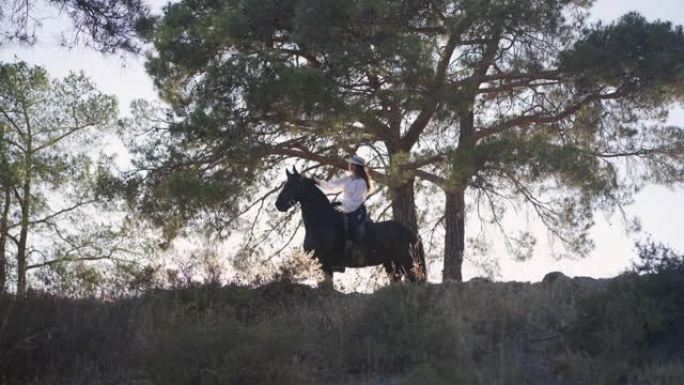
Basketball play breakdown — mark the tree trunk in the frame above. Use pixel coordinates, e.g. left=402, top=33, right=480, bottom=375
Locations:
left=390, top=180, right=418, bottom=234
left=443, top=188, right=465, bottom=281
left=0, top=188, right=10, bottom=293
left=387, top=143, right=419, bottom=234
left=16, top=138, right=32, bottom=296
left=16, top=180, right=30, bottom=296
left=442, top=106, right=474, bottom=282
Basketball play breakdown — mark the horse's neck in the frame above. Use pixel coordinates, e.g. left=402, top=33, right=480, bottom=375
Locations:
left=300, top=185, right=337, bottom=227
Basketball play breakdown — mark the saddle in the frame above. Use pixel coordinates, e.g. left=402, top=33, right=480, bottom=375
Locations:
left=332, top=203, right=368, bottom=240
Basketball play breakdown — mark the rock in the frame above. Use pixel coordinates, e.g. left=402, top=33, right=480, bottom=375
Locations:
left=572, top=276, right=597, bottom=285
left=572, top=276, right=609, bottom=290
left=542, top=271, right=570, bottom=284
left=467, top=276, right=493, bottom=284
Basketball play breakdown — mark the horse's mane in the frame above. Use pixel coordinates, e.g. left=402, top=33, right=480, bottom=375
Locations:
left=299, top=175, right=333, bottom=207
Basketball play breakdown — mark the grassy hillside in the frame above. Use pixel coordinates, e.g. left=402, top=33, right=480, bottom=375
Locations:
left=1, top=270, right=684, bottom=385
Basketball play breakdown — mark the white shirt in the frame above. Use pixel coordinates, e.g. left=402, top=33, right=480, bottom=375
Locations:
left=317, top=174, right=368, bottom=213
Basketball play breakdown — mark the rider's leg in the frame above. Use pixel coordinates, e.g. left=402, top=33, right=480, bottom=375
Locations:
left=354, top=220, right=364, bottom=243
left=355, top=205, right=367, bottom=242
left=344, top=213, right=353, bottom=259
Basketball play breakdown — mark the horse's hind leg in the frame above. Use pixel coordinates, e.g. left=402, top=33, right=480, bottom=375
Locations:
left=404, top=256, right=422, bottom=282
left=406, top=264, right=420, bottom=282
left=383, top=262, right=402, bottom=283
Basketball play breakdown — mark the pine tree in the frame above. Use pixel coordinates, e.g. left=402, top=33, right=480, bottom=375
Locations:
left=0, top=62, right=122, bottom=294
left=140, top=0, right=684, bottom=281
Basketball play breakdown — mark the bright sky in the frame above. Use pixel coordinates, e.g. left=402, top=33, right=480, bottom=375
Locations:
left=1, top=0, right=682, bottom=283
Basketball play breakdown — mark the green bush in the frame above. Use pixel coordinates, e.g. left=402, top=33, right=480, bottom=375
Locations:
left=569, top=270, right=684, bottom=365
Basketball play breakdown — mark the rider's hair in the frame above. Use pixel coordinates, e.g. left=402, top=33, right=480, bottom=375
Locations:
left=352, top=164, right=372, bottom=193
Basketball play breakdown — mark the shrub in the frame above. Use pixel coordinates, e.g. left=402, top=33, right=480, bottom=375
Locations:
left=2, top=273, right=684, bottom=384
left=633, top=239, right=684, bottom=275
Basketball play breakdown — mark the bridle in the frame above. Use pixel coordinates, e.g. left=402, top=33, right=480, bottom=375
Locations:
left=285, top=197, right=298, bottom=209
left=277, top=186, right=300, bottom=211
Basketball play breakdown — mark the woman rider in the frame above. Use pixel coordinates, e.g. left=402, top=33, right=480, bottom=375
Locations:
left=317, top=155, right=372, bottom=258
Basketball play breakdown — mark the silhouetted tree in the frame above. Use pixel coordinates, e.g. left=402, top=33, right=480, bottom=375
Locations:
left=137, top=0, right=684, bottom=281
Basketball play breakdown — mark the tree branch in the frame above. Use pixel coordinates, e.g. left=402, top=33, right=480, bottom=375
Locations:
left=415, top=169, right=446, bottom=187
left=480, top=69, right=561, bottom=83
left=473, top=87, right=631, bottom=141
left=33, top=121, right=103, bottom=153
left=0, top=107, right=27, bottom=138
left=8, top=198, right=99, bottom=230
left=26, top=254, right=134, bottom=270
left=268, top=146, right=389, bottom=185
left=405, top=153, right=447, bottom=169
left=402, top=33, right=459, bottom=149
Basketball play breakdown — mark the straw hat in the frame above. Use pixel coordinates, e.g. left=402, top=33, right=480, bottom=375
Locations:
left=345, top=155, right=366, bottom=167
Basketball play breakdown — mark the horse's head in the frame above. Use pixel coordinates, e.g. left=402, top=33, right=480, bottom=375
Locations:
left=275, top=166, right=309, bottom=212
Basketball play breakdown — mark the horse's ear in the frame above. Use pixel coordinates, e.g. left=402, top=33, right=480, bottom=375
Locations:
left=292, top=166, right=299, bottom=176
left=285, top=169, right=292, bottom=178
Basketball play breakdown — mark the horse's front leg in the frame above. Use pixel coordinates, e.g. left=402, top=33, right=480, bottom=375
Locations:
left=318, top=264, right=334, bottom=290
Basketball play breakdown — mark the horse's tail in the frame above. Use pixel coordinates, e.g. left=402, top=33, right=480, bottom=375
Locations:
left=412, top=236, right=428, bottom=282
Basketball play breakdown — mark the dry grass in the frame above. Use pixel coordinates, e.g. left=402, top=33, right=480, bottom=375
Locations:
left=1, top=269, right=684, bottom=385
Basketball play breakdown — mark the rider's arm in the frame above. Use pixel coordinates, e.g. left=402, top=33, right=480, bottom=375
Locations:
left=317, top=175, right=350, bottom=194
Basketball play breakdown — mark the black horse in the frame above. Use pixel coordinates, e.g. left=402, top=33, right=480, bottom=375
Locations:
left=275, top=167, right=427, bottom=283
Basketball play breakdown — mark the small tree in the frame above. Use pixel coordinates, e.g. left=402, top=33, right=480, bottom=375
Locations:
left=634, top=239, right=684, bottom=275
left=0, top=62, right=126, bottom=295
